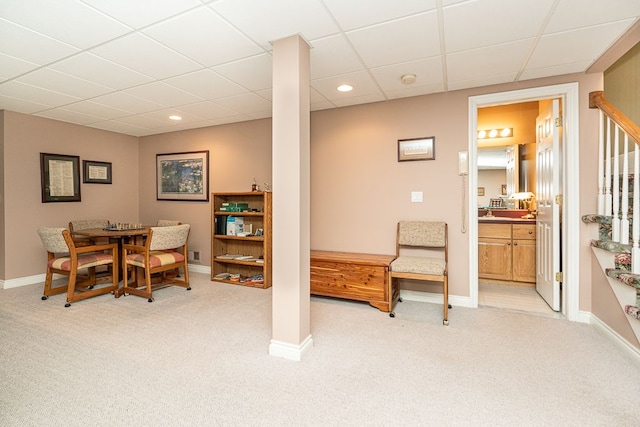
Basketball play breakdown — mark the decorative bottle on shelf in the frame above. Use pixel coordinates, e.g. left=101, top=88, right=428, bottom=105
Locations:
left=251, top=177, right=257, bottom=192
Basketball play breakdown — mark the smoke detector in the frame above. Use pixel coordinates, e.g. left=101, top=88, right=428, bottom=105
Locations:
left=401, top=74, right=416, bottom=85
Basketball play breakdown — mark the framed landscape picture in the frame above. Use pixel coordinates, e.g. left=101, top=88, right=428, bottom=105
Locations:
left=40, top=153, right=81, bottom=203
left=156, top=151, right=209, bottom=201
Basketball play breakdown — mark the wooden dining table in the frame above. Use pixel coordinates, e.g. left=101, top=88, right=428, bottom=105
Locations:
left=72, top=226, right=151, bottom=297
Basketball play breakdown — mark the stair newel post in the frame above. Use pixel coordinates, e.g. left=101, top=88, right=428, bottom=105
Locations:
left=612, top=123, right=620, bottom=242
left=621, top=132, right=630, bottom=244
left=605, top=117, right=613, bottom=217
left=597, top=110, right=605, bottom=215
left=633, top=143, right=640, bottom=274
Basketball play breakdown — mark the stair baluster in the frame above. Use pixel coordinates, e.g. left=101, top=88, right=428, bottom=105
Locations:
left=633, top=144, right=640, bottom=274
left=605, top=117, right=613, bottom=217
left=612, top=123, right=620, bottom=242
left=621, top=133, right=630, bottom=245
left=598, top=110, right=605, bottom=215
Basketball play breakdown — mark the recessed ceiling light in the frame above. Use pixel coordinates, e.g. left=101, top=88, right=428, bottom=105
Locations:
left=169, top=115, right=182, bottom=121
left=337, top=84, right=353, bottom=92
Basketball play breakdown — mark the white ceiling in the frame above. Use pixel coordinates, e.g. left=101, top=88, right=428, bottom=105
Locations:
left=1, top=0, right=639, bottom=137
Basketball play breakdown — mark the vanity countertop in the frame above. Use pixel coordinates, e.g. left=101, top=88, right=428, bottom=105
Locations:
left=478, top=216, right=536, bottom=224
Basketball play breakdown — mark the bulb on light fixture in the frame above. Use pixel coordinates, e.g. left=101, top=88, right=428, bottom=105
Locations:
left=488, top=129, right=498, bottom=138
left=477, top=130, right=487, bottom=139
left=500, top=128, right=512, bottom=137
left=337, top=84, right=353, bottom=92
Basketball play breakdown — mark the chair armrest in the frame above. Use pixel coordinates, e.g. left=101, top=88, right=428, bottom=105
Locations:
left=75, top=243, right=118, bottom=254
left=122, top=243, right=146, bottom=253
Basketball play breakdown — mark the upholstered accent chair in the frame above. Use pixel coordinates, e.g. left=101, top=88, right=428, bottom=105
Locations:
left=390, top=221, right=449, bottom=325
left=156, top=220, right=182, bottom=226
left=122, top=224, right=191, bottom=302
left=37, top=227, right=119, bottom=307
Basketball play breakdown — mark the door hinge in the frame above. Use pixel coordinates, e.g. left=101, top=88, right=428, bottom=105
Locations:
left=555, top=194, right=563, bottom=205
left=555, top=116, right=563, bottom=127
left=555, top=272, right=563, bottom=282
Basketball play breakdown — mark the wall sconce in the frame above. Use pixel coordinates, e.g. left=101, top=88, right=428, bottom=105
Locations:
left=477, top=127, right=513, bottom=139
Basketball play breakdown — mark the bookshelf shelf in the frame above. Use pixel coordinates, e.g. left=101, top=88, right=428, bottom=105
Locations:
left=211, top=191, right=272, bottom=289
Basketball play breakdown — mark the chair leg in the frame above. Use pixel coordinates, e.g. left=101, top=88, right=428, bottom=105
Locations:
left=443, top=276, right=449, bottom=326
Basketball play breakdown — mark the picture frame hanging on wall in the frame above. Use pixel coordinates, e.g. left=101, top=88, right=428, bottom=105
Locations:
left=156, top=150, right=209, bottom=201
left=397, top=136, right=435, bottom=162
left=40, top=152, right=81, bottom=203
left=83, top=160, right=112, bottom=184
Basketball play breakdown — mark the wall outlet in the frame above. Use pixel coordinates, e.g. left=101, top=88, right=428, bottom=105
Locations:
left=188, top=250, right=200, bottom=262
left=411, top=191, right=423, bottom=202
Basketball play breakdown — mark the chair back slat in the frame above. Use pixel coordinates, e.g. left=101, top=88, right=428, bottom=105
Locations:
left=157, top=219, right=182, bottom=226
left=37, top=227, right=69, bottom=253
left=69, top=219, right=109, bottom=232
left=398, top=221, right=446, bottom=247
left=149, top=224, right=190, bottom=251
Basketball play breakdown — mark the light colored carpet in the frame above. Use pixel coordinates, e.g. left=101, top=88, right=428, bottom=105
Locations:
left=1, top=272, right=638, bottom=426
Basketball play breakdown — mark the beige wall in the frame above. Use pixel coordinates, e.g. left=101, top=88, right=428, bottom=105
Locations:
left=2, top=111, right=139, bottom=280
left=605, top=41, right=640, bottom=126
left=138, top=119, right=273, bottom=269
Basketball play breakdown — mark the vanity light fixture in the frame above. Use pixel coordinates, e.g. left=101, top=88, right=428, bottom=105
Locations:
left=337, top=84, right=353, bottom=92
left=169, top=115, right=182, bottom=121
left=477, top=127, right=513, bottom=139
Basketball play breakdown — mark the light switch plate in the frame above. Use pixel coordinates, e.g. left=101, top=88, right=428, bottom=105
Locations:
left=411, top=191, right=423, bottom=202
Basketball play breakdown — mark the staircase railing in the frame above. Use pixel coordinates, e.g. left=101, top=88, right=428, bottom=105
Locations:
left=590, top=91, right=640, bottom=272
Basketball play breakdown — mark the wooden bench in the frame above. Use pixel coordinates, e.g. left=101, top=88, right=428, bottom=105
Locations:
left=310, top=250, right=398, bottom=314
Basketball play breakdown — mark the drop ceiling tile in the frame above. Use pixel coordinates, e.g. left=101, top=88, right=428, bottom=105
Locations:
left=35, top=108, right=103, bottom=125
left=214, top=93, right=272, bottom=114
left=88, top=120, right=150, bottom=136
left=443, top=0, right=555, bottom=53
left=0, top=94, right=51, bottom=114
left=123, top=81, right=204, bottom=107
left=174, top=101, right=238, bottom=120
left=528, top=20, right=637, bottom=69
left=49, top=52, right=153, bottom=90
left=332, top=92, right=385, bottom=108
left=545, top=0, right=640, bottom=33
left=323, top=0, right=435, bottom=31
left=0, top=19, right=79, bottom=65
left=311, top=100, right=335, bottom=111
left=164, top=69, right=246, bottom=100
left=115, top=114, right=168, bottom=129
left=385, top=83, right=445, bottom=99
left=1, top=0, right=131, bottom=49
left=346, top=12, right=440, bottom=68
left=447, top=73, right=518, bottom=92
left=446, top=39, right=534, bottom=82
left=520, top=60, right=593, bottom=81
left=309, top=34, right=364, bottom=80
left=0, top=81, right=79, bottom=107
left=213, top=54, right=273, bottom=92
left=90, top=33, right=202, bottom=80
left=211, top=0, right=339, bottom=49
left=311, top=70, right=383, bottom=101
left=143, top=6, right=263, bottom=67
left=0, top=53, right=39, bottom=80
left=255, top=88, right=272, bottom=102
left=90, top=91, right=164, bottom=114
left=61, top=100, right=130, bottom=120
left=137, top=108, right=204, bottom=125
left=16, top=68, right=113, bottom=99
left=81, top=0, right=202, bottom=29
left=370, top=57, right=444, bottom=93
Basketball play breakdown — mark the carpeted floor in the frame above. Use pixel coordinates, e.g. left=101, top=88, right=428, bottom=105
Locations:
left=1, top=272, right=639, bottom=426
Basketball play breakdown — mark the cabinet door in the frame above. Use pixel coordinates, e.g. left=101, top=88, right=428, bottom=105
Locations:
left=512, top=238, right=536, bottom=282
left=478, top=238, right=512, bottom=280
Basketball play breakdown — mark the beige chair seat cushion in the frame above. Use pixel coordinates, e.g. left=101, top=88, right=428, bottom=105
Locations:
left=126, top=250, right=185, bottom=269
left=48, top=253, right=114, bottom=271
left=391, top=256, right=446, bottom=275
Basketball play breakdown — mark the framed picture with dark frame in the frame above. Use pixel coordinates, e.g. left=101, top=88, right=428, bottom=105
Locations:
left=398, top=136, right=435, bottom=162
left=156, top=150, right=209, bottom=201
left=40, top=153, right=81, bottom=203
left=83, top=160, right=112, bottom=184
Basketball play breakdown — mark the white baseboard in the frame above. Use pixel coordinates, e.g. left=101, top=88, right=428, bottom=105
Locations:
left=269, top=335, right=313, bottom=361
left=589, top=313, right=640, bottom=362
left=1, top=263, right=211, bottom=290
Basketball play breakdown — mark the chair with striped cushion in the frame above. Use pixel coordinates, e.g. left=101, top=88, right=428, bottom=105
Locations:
left=68, top=219, right=110, bottom=246
left=389, top=221, right=449, bottom=325
left=122, top=224, right=191, bottom=302
left=37, top=227, right=119, bottom=307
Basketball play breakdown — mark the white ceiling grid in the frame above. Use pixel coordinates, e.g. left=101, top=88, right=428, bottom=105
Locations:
left=0, top=0, right=638, bottom=136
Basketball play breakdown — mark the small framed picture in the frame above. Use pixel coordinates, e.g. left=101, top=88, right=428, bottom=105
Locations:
left=398, top=137, right=435, bottom=162
left=255, top=228, right=264, bottom=237
left=478, top=187, right=485, bottom=196
left=83, top=160, right=112, bottom=184
left=501, top=184, right=507, bottom=195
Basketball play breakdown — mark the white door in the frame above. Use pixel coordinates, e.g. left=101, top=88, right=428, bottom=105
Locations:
left=536, top=99, right=562, bottom=311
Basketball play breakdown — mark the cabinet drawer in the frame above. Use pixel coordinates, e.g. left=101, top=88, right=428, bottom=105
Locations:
left=478, top=223, right=511, bottom=239
left=513, top=224, right=536, bottom=240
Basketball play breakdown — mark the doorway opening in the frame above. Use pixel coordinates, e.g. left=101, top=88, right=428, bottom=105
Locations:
left=468, top=83, right=581, bottom=321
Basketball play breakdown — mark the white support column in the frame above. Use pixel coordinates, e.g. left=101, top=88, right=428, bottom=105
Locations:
left=612, top=124, right=620, bottom=242
left=269, top=34, right=313, bottom=361
left=620, top=132, right=630, bottom=244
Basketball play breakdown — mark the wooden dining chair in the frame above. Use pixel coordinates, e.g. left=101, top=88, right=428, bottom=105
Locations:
left=122, top=224, right=191, bottom=302
left=156, top=219, right=182, bottom=226
left=389, top=221, right=449, bottom=325
left=37, top=227, right=119, bottom=307
left=69, top=219, right=110, bottom=246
